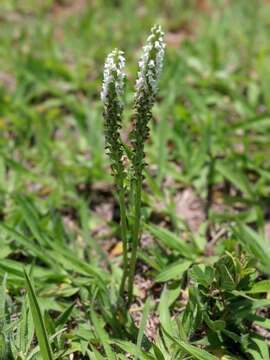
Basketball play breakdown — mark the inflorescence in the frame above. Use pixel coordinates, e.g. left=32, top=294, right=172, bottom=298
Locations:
left=131, top=25, right=165, bottom=177
left=135, top=25, right=165, bottom=103
left=101, top=49, right=126, bottom=106
left=101, top=49, right=126, bottom=181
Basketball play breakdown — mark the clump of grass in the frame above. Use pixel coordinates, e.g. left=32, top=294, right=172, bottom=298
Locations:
left=101, top=25, right=165, bottom=306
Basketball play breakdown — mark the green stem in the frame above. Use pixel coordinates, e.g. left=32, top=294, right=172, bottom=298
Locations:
left=118, top=178, right=129, bottom=300
left=127, top=175, right=142, bottom=306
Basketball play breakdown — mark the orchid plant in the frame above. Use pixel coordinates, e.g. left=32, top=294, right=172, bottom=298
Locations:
left=101, top=25, right=165, bottom=306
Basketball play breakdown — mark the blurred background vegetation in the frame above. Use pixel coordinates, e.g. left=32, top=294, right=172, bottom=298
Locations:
left=1, top=0, right=270, bottom=239
left=0, top=0, right=269, bottom=197
left=0, top=0, right=270, bottom=358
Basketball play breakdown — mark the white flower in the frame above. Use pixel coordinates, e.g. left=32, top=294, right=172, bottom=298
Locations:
left=101, top=49, right=126, bottom=105
left=135, top=25, right=165, bottom=100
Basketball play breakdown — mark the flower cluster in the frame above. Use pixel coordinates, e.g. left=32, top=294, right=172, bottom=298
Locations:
left=131, top=25, right=165, bottom=177
left=101, top=49, right=126, bottom=106
left=101, top=49, right=126, bottom=180
left=135, top=25, right=165, bottom=102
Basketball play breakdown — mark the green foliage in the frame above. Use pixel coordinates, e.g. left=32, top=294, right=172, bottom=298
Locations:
left=0, top=0, right=269, bottom=358
left=182, top=254, right=270, bottom=358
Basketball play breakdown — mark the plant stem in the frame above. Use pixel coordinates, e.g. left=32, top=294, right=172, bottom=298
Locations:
left=118, top=178, right=129, bottom=300
left=127, top=175, right=142, bottom=306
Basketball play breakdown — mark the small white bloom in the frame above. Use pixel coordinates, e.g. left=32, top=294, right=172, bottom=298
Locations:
left=101, top=49, right=126, bottom=105
left=135, top=25, right=166, bottom=100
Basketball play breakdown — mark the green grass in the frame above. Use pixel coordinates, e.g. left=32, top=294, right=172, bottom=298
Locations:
left=0, top=0, right=270, bottom=358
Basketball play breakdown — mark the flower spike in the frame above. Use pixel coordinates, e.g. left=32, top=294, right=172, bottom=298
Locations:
left=101, top=49, right=126, bottom=106
left=135, top=25, right=165, bottom=103
left=101, top=49, right=126, bottom=178
left=131, top=25, right=165, bottom=177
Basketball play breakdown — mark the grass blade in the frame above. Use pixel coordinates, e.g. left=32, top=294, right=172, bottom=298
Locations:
left=145, top=224, right=196, bottom=260
left=136, top=297, right=152, bottom=358
left=24, top=269, right=54, bottom=360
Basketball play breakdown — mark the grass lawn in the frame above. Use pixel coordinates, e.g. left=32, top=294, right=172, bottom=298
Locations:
left=0, top=0, right=270, bottom=359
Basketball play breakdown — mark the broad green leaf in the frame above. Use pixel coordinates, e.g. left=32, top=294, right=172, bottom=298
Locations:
left=156, top=260, right=192, bottom=282
left=190, top=264, right=214, bottom=288
left=246, top=280, right=270, bottom=294
left=145, top=224, right=196, bottom=260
